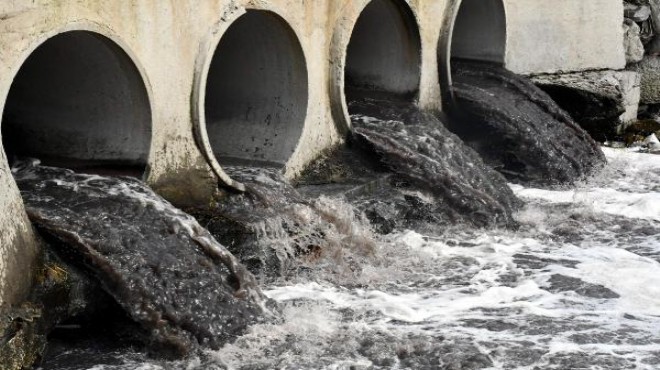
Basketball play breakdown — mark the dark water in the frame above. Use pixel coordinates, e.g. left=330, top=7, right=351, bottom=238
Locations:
left=346, top=96, right=520, bottom=229
left=12, top=161, right=266, bottom=359
left=450, top=60, right=606, bottom=185
left=192, top=165, right=379, bottom=282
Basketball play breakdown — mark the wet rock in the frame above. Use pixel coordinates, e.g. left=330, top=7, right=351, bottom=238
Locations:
left=0, top=304, right=45, bottom=370
left=644, top=133, right=660, bottom=151
left=532, top=70, right=641, bottom=138
left=625, top=2, right=652, bottom=22
left=626, top=118, right=660, bottom=135
left=12, top=163, right=266, bottom=357
left=0, top=246, right=119, bottom=369
left=451, top=61, right=606, bottom=185
left=624, top=19, right=645, bottom=63
left=546, top=274, right=620, bottom=299
left=645, top=0, right=660, bottom=54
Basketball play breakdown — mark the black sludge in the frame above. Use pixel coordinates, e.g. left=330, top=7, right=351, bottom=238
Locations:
left=450, top=60, right=606, bottom=186
left=348, top=97, right=521, bottom=229
left=12, top=162, right=266, bottom=357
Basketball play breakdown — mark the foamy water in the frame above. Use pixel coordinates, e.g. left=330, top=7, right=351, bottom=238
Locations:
left=40, top=148, right=660, bottom=369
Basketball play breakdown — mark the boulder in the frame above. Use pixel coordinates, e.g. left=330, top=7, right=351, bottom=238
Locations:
left=624, top=19, right=645, bottom=63
left=645, top=0, right=660, bottom=54
left=532, top=70, right=641, bottom=139
left=625, top=2, right=652, bottom=22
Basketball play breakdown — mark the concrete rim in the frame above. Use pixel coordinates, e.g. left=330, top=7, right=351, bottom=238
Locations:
left=193, top=3, right=311, bottom=191
left=437, top=0, right=508, bottom=111
left=0, top=20, right=155, bottom=181
left=329, top=0, right=423, bottom=135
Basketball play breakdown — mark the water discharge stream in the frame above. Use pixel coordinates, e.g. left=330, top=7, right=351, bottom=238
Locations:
left=34, top=146, right=660, bottom=370
left=450, top=61, right=606, bottom=185
left=12, top=162, right=267, bottom=358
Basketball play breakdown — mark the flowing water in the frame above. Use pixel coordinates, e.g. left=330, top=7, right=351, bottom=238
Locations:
left=12, top=161, right=267, bottom=358
left=450, top=61, right=606, bottom=186
left=33, top=147, right=660, bottom=369
left=347, top=96, right=520, bottom=229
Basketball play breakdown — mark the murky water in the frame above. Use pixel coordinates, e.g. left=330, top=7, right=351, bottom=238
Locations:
left=36, top=148, right=660, bottom=369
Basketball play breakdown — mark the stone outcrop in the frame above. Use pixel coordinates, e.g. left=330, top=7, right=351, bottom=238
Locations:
left=532, top=70, right=641, bottom=138
left=625, top=2, right=651, bottom=22
left=624, top=19, right=645, bottom=63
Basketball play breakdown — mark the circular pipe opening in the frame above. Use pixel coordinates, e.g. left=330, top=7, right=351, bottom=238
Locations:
left=204, top=10, right=309, bottom=168
left=438, top=0, right=507, bottom=108
left=1, top=31, right=152, bottom=178
left=344, top=0, right=421, bottom=105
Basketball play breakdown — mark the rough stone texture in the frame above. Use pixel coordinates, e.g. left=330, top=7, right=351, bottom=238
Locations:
left=646, top=0, right=660, bottom=54
left=624, top=2, right=652, bottom=22
left=628, top=56, right=660, bottom=103
left=620, top=71, right=643, bottom=126
left=532, top=70, right=641, bottom=137
left=624, top=19, right=645, bottom=63
left=503, top=0, right=626, bottom=74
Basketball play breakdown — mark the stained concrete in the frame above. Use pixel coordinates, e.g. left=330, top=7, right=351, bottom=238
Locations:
left=0, top=0, right=625, bottom=308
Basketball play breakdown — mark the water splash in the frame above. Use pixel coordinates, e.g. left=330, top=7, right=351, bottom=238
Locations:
left=192, top=166, right=378, bottom=283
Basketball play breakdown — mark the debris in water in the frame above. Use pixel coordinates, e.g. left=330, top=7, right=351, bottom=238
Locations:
left=11, top=161, right=267, bottom=358
left=450, top=60, right=606, bottom=186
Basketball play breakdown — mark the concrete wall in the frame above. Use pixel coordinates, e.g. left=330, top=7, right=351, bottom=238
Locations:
left=0, top=0, right=625, bottom=308
left=504, top=0, right=626, bottom=74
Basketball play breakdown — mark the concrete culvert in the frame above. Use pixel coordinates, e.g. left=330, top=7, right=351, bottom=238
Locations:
left=1, top=31, right=152, bottom=177
left=204, top=10, right=308, bottom=168
left=450, top=0, right=506, bottom=65
left=345, top=0, right=421, bottom=102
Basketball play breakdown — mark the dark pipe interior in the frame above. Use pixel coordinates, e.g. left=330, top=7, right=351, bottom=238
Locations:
left=205, top=10, right=309, bottom=168
left=344, top=0, right=422, bottom=103
left=450, top=0, right=506, bottom=65
left=1, top=31, right=152, bottom=178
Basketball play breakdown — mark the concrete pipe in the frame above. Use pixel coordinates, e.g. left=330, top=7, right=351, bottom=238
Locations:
left=344, top=0, right=422, bottom=103
left=1, top=31, right=152, bottom=178
left=204, top=10, right=309, bottom=168
left=438, top=0, right=507, bottom=108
